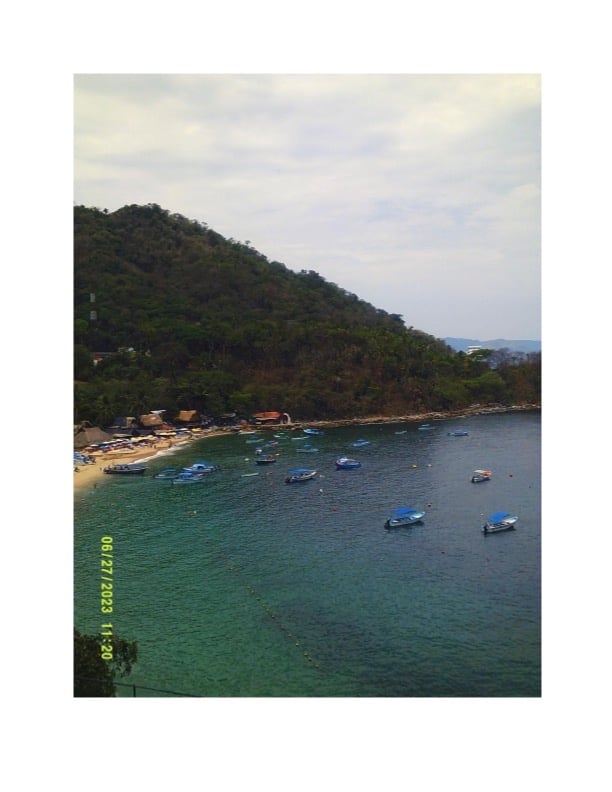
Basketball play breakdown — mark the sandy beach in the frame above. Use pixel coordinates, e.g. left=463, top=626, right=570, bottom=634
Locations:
left=74, top=404, right=539, bottom=494
left=73, top=430, right=228, bottom=492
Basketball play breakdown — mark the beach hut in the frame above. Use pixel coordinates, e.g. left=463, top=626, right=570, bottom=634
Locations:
left=74, top=425, right=114, bottom=449
left=176, top=409, right=200, bottom=424
left=139, top=413, right=164, bottom=428
left=252, top=411, right=290, bottom=425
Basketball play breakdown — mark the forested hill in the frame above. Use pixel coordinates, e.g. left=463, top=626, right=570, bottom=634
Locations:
left=74, top=203, right=540, bottom=426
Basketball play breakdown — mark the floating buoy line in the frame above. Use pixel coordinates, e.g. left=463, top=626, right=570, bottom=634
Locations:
left=199, top=532, right=322, bottom=673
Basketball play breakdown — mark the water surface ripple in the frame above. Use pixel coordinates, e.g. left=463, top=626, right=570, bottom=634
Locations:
left=74, top=411, right=541, bottom=696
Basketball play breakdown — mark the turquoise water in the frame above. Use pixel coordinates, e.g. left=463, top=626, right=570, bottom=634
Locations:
left=74, top=411, right=541, bottom=697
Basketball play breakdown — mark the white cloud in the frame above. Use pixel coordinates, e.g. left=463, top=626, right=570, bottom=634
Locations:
left=74, top=73, right=541, bottom=339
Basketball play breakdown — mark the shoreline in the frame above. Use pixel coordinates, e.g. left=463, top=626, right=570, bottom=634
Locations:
left=73, top=430, right=228, bottom=493
left=74, top=403, right=539, bottom=495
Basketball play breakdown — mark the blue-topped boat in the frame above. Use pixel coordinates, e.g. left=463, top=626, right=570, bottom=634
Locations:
left=482, top=512, right=518, bottom=533
left=285, top=468, right=317, bottom=483
left=171, top=470, right=207, bottom=485
left=303, top=428, right=324, bottom=436
left=335, top=456, right=361, bottom=470
left=384, top=506, right=426, bottom=528
left=184, top=461, right=220, bottom=474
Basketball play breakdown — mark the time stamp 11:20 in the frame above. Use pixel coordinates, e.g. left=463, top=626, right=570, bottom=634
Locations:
left=100, top=536, right=113, bottom=660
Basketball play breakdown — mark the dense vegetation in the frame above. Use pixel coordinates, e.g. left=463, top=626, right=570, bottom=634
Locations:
left=74, top=204, right=540, bottom=426
left=73, top=629, right=138, bottom=697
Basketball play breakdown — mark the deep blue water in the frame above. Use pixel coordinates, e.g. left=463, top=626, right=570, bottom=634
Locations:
left=74, top=411, right=541, bottom=697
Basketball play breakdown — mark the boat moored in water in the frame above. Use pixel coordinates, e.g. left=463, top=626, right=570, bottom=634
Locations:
left=153, top=468, right=181, bottom=480
left=285, top=468, right=318, bottom=483
left=171, top=470, right=207, bottom=484
left=384, top=506, right=426, bottom=528
left=448, top=429, right=469, bottom=436
left=335, top=456, right=361, bottom=470
left=482, top=512, right=518, bottom=533
left=255, top=455, right=277, bottom=465
left=471, top=469, right=492, bottom=483
left=184, top=461, right=220, bottom=474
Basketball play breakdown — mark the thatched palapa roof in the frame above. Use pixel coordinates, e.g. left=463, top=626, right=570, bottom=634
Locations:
left=139, top=413, right=164, bottom=427
left=177, top=409, right=200, bottom=423
left=74, top=426, right=114, bottom=449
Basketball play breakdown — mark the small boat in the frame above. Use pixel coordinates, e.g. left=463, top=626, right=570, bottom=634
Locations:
left=350, top=439, right=370, bottom=448
left=153, top=468, right=181, bottom=480
left=448, top=429, right=469, bottom=436
left=482, top=512, right=518, bottom=533
left=303, top=428, right=324, bottom=436
left=296, top=444, right=319, bottom=453
left=394, top=430, right=407, bottom=435
left=335, top=456, right=361, bottom=470
left=471, top=469, right=492, bottom=483
left=418, top=423, right=432, bottom=430
left=257, top=443, right=278, bottom=453
left=255, top=454, right=277, bottom=465
left=285, top=468, right=317, bottom=483
left=103, top=463, right=147, bottom=475
left=171, top=471, right=207, bottom=484
left=184, top=461, right=220, bottom=474
left=384, top=506, right=426, bottom=528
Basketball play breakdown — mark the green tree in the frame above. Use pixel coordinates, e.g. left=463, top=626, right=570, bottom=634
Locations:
left=74, top=629, right=138, bottom=697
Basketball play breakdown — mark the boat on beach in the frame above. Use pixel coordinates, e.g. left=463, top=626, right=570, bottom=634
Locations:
left=471, top=469, right=492, bottom=483
left=482, top=512, right=518, bottom=533
left=384, top=506, right=426, bottom=528
left=103, top=462, right=147, bottom=475
left=335, top=456, right=361, bottom=470
left=285, top=468, right=318, bottom=483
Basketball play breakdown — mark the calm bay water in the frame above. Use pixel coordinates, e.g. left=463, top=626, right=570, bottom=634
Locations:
left=74, top=411, right=541, bottom=697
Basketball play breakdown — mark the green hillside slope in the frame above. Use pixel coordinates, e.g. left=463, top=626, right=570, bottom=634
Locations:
left=74, top=203, right=540, bottom=425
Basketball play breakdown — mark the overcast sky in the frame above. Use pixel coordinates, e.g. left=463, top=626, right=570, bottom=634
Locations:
left=74, top=74, right=540, bottom=341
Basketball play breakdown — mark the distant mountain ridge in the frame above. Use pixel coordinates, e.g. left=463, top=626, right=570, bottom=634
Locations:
left=443, top=338, right=541, bottom=354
